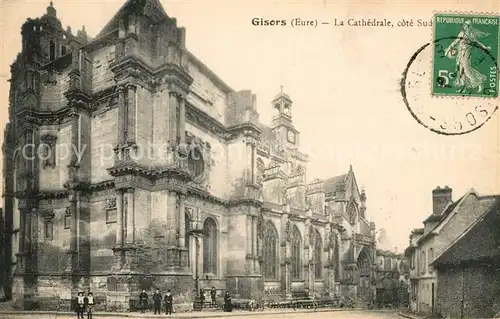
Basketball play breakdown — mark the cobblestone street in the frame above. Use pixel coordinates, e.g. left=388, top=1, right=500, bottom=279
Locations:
left=0, top=309, right=404, bottom=319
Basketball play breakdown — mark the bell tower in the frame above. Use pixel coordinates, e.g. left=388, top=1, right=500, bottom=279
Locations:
left=271, top=86, right=299, bottom=147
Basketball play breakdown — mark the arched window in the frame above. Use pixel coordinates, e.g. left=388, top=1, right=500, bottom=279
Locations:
left=291, top=226, right=302, bottom=280
left=314, top=230, right=322, bottom=278
left=49, top=40, right=56, bottom=60
left=188, top=146, right=204, bottom=179
left=263, top=221, right=279, bottom=280
left=203, top=217, right=218, bottom=275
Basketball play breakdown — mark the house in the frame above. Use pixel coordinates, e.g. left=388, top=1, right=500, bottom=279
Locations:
left=431, top=196, right=500, bottom=318
left=404, top=186, right=497, bottom=316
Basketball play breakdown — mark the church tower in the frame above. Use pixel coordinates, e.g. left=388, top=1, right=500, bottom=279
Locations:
left=271, top=86, right=300, bottom=148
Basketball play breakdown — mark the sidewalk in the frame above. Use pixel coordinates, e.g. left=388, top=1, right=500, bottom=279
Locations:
left=398, top=311, right=427, bottom=319
left=0, top=307, right=350, bottom=318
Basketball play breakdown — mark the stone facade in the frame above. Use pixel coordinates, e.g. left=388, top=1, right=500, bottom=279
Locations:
left=2, top=0, right=377, bottom=311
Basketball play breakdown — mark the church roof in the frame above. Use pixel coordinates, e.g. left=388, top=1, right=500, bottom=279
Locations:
left=323, top=174, right=347, bottom=194
left=97, top=0, right=169, bottom=38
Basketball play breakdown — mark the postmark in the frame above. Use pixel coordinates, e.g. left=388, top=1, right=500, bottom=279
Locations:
left=401, top=13, right=499, bottom=135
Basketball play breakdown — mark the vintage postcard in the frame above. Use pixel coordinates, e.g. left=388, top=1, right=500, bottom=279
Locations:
left=0, top=1, right=498, bottom=319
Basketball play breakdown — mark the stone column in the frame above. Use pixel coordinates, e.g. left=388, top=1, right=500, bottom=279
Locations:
left=246, top=141, right=253, bottom=184
left=17, top=208, right=26, bottom=271
left=168, top=92, right=178, bottom=149
left=179, top=97, right=186, bottom=145
left=66, top=191, right=78, bottom=272
left=69, top=111, right=79, bottom=167
left=124, top=189, right=135, bottom=245
left=116, top=190, right=124, bottom=247
left=252, top=216, right=258, bottom=272
left=303, top=225, right=310, bottom=292
left=246, top=215, right=252, bottom=256
left=117, top=86, right=125, bottom=146
left=126, top=84, right=137, bottom=144
left=252, top=143, right=257, bottom=184
left=179, top=194, right=186, bottom=247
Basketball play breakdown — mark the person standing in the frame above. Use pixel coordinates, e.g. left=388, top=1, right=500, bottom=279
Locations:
left=199, top=289, right=205, bottom=309
left=223, top=291, right=232, bottom=312
left=85, top=292, right=95, bottom=319
left=139, top=289, right=148, bottom=314
left=164, top=290, right=173, bottom=315
left=153, top=289, right=162, bottom=315
left=75, top=291, right=85, bottom=319
left=210, top=287, right=217, bottom=308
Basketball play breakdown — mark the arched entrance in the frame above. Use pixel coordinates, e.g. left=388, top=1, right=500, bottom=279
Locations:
left=356, top=248, right=371, bottom=300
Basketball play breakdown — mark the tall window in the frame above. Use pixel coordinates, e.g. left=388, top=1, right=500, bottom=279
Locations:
left=185, top=212, right=191, bottom=267
left=263, top=221, right=279, bottom=280
left=61, top=45, right=67, bottom=56
left=49, top=40, right=56, bottom=60
left=203, top=217, right=218, bottom=275
left=291, top=226, right=302, bottom=280
left=314, top=229, right=322, bottom=278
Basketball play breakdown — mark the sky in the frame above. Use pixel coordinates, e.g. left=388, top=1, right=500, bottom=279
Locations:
left=1, top=0, right=499, bottom=253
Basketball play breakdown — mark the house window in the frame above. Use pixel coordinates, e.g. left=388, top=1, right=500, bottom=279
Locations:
left=203, top=217, right=218, bottom=275
left=61, top=45, right=67, bottom=56
left=44, top=219, right=53, bottom=240
left=64, top=208, right=71, bottom=229
left=291, top=226, right=302, bottom=280
left=314, top=229, right=323, bottom=278
left=263, top=221, right=279, bottom=280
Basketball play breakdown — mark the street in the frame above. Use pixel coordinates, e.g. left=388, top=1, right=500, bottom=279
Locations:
left=0, top=310, right=404, bottom=319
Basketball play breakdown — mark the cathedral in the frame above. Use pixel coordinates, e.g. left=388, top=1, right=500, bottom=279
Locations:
left=2, top=0, right=377, bottom=311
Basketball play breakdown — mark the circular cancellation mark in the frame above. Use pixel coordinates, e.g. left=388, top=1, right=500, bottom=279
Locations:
left=401, top=36, right=499, bottom=136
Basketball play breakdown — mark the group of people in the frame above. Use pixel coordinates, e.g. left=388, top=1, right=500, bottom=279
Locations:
left=74, top=291, right=95, bottom=319
left=139, top=289, right=174, bottom=315
left=72, top=287, right=233, bottom=317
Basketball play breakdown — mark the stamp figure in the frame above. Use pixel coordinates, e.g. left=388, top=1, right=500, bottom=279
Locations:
left=432, top=14, right=499, bottom=97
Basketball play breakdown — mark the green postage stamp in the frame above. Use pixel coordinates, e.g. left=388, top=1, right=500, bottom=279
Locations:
left=432, top=13, right=499, bottom=98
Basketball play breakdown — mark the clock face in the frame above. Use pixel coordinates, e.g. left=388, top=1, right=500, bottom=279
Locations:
left=287, top=130, right=295, bottom=143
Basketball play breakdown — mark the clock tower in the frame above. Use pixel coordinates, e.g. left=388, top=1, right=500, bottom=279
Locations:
left=271, top=86, right=299, bottom=147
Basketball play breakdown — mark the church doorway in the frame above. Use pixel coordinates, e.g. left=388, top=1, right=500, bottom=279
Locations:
left=356, top=248, right=371, bottom=301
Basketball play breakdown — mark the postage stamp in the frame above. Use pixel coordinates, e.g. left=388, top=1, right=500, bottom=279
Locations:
left=401, top=12, right=499, bottom=136
left=432, top=13, right=499, bottom=98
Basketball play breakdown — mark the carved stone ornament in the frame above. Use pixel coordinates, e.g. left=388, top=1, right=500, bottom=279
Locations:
left=309, top=225, right=315, bottom=245
left=40, top=134, right=57, bottom=169
left=257, top=211, right=265, bottom=239
left=106, top=198, right=116, bottom=210
left=329, top=226, right=336, bottom=249
left=285, top=220, right=292, bottom=242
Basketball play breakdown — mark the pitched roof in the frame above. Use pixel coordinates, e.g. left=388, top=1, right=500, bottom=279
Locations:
left=417, top=194, right=464, bottom=245
left=431, top=196, right=500, bottom=265
left=323, top=174, right=347, bottom=194
left=97, top=0, right=169, bottom=38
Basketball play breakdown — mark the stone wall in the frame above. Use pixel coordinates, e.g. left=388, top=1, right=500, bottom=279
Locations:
left=436, top=263, right=500, bottom=318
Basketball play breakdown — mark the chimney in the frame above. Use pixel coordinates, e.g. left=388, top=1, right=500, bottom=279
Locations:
left=432, top=186, right=452, bottom=215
